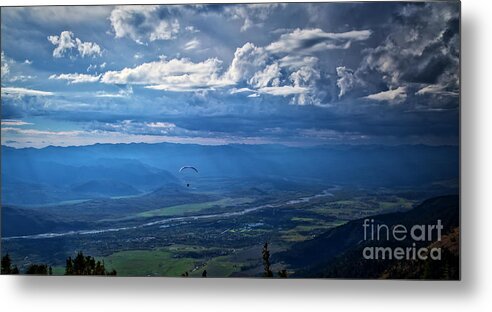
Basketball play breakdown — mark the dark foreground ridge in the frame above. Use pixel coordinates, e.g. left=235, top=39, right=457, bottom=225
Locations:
left=275, top=195, right=459, bottom=279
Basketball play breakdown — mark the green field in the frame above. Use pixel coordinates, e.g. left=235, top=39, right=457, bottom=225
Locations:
left=136, top=197, right=254, bottom=218
left=102, top=245, right=247, bottom=277
left=189, top=256, right=239, bottom=277
left=104, top=249, right=197, bottom=277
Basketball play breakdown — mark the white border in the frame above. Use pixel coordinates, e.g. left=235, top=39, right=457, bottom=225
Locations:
left=2, top=1, right=492, bottom=312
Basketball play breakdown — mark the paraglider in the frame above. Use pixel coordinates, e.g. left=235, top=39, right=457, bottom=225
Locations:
left=179, top=166, right=198, bottom=187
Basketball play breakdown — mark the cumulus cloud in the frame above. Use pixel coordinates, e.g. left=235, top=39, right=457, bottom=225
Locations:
left=75, top=38, right=102, bottom=58
left=110, top=5, right=179, bottom=44
left=224, top=40, right=325, bottom=105
left=49, top=73, right=101, bottom=84
left=101, top=58, right=233, bottom=92
left=1, top=87, right=54, bottom=97
left=266, top=28, right=372, bottom=55
left=47, top=31, right=102, bottom=58
left=220, top=28, right=370, bottom=105
left=288, top=65, right=321, bottom=105
left=363, top=87, right=407, bottom=104
left=225, top=42, right=269, bottom=83
left=249, top=63, right=281, bottom=88
left=336, top=66, right=358, bottom=98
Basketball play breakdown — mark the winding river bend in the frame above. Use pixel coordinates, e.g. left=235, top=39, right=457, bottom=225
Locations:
left=2, top=189, right=335, bottom=241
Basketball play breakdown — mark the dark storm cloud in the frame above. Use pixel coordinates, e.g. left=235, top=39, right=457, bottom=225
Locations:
left=1, top=2, right=460, bottom=147
left=341, top=2, right=460, bottom=106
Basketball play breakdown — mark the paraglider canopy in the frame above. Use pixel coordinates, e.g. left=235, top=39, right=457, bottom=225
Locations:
left=179, top=166, right=198, bottom=173
left=179, top=166, right=198, bottom=187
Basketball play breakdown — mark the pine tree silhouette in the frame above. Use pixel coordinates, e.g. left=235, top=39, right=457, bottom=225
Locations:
left=1, top=254, right=19, bottom=275
left=262, top=242, right=273, bottom=277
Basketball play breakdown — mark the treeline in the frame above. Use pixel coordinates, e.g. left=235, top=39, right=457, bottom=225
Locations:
left=3, top=244, right=284, bottom=277
left=65, top=252, right=116, bottom=275
left=1, top=252, right=116, bottom=276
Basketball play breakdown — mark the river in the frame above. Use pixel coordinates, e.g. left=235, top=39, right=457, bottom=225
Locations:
left=2, top=189, right=335, bottom=241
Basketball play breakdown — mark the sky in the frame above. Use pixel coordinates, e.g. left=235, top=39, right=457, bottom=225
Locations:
left=0, top=2, right=460, bottom=148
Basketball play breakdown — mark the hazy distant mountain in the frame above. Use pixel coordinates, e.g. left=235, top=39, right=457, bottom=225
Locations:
left=1, top=142, right=459, bottom=205
left=1, top=153, right=178, bottom=205
left=1, top=206, right=88, bottom=237
left=70, top=180, right=141, bottom=197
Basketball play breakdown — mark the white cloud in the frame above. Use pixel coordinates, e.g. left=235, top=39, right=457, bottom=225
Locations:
left=289, top=65, right=321, bottom=105
left=1, top=51, right=10, bottom=79
left=336, top=66, right=357, bottom=98
left=101, top=58, right=233, bottom=92
left=1, top=87, right=54, bottom=97
left=9, top=75, right=36, bottom=82
left=224, top=41, right=323, bottom=105
left=184, top=38, right=200, bottom=51
left=249, top=63, right=281, bottom=88
left=75, top=38, right=102, bottom=58
left=49, top=73, right=101, bottom=84
left=47, top=31, right=102, bottom=58
left=48, top=31, right=75, bottom=57
left=247, top=93, right=260, bottom=98
left=278, top=55, right=318, bottom=70
left=415, top=84, right=459, bottom=97
left=1, top=52, right=36, bottom=82
left=0, top=124, right=240, bottom=148
left=95, top=87, right=133, bottom=98
left=146, top=121, right=176, bottom=129
left=110, top=6, right=179, bottom=44
left=223, top=29, right=369, bottom=105
left=363, top=87, right=407, bottom=103
left=230, top=87, right=256, bottom=94
left=225, top=4, right=283, bottom=32
left=1, top=119, right=33, bottom=126
left=266, top=28, right=372, bottom=55
left=185, top=26, right=199, bottom=33
left=225, top=42, right=269, bottom=83
left=258, top=86, right=308, bottom=96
